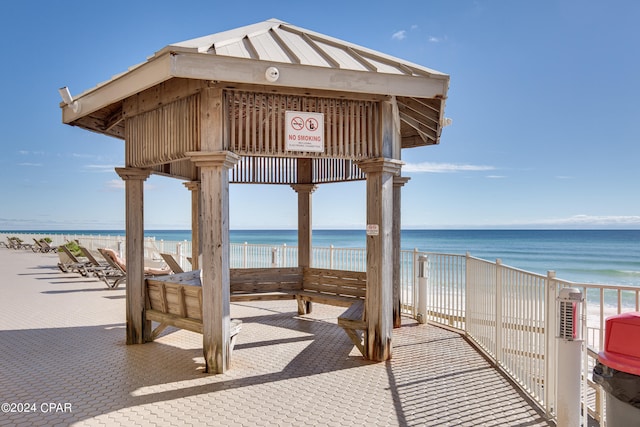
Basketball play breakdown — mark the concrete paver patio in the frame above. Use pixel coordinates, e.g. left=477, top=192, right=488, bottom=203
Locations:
left=0, top=249, right=553, bottom=426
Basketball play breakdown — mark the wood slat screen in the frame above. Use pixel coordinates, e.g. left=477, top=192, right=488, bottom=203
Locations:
left=230, top=156, right=297, bottom=184
left=230, top=156, right=365, bottom=184
left=226, top=90, right=380, bottom=159
left=126, top=94, right=200, bottom=167
left=312, top=158, right=365, bottom=184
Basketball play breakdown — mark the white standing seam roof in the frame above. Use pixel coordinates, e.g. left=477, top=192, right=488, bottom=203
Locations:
left=61, top=18, right=449, bottom=147
left=159, top=18, right=447, bottom=78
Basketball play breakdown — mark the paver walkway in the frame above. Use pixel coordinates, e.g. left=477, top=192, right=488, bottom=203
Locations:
left=0, top=249, right=553, bottom=426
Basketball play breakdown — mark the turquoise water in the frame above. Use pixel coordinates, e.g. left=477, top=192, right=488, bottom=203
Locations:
left=5, top=229, right=639, bottom=287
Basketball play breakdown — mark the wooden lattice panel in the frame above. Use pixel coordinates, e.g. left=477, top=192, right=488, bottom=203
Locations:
left=125, top=94, right=200, bottom=167
left=226, top=90, right=380, bottom=159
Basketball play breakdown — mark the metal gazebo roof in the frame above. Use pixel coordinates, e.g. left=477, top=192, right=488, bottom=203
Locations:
left=61, top=18, right=449, bottom=149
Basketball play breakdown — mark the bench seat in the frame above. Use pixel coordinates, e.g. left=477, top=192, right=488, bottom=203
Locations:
left=296, top=290, right=361, bottom=308
left=338, top=299, right=366, bottom=356
left=146, top=267, right=369, bottom=359
left=231, top=291, right=298, bottom=302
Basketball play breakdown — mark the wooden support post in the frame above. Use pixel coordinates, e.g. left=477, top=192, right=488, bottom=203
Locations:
left=357, top=158, right=403, bottom=361
left=291, top=183, right=317, bottom=315
left=291, top=184, right=317, bottom=269
left=393, top=176, right=410, bottom=328
left=115, top=167, right=152, bottom=345
left=184, top=181, right=201, bottom=270
left=187, top=151, right=240, bottom=374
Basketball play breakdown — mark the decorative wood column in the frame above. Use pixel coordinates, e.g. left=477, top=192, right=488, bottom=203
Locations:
left=187, top=151, right=240, bottom=374
left=184, top=181, right=201, bottom=270
left=357, top=158, right=403, bottom=361
left=291, top=184, right=317, bottom=268
left=115, top=167, right=152, bottom=345
left=291, top=182, right=317, bottom=315
left=393, top=176, right=410, bottom=328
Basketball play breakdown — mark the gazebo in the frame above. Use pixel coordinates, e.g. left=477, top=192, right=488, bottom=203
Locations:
left=60, top=19, right=449, bottom=374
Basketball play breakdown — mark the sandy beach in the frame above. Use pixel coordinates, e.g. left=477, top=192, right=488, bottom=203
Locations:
left=0, top=248, right=552, bottom=426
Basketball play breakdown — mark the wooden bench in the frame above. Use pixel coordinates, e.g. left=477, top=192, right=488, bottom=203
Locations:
left=230, top=267, right=302, bottom=302
left=146, top=271, right=242, bottom=350
left=337, top=299, right=366, bottom=356
left=230, top=267, right=367, bottom=355
left=146, top=267, right=367, bottom=356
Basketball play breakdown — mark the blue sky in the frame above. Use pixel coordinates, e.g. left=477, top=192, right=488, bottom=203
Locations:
left=1, top=0, right=639, bottom=230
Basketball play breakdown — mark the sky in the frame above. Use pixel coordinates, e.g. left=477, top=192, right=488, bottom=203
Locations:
left=1, top=0, right=639, bottom=230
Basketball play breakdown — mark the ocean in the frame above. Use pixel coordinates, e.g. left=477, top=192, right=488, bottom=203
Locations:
left=4, top=229, right=639, bottom=287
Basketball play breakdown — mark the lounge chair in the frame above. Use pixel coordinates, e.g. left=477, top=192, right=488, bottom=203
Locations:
left=77, top=246, right=128, bottom=289
left=57, top=245, right=92, bottom=275
left=39, top=240, right=58, bottom=253
left=32, top=239, right=58, bottom=253
left=32, top=239, right=46, bottom=253
left=97, top=248, right=171, bottom=289
left=160, top=253, right=185, bottom=273
left=7, top=237, right=32, bottom=250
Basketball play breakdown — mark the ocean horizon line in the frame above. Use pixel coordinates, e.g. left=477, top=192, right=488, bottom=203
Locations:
left=2, top=227, right=640, bottom=233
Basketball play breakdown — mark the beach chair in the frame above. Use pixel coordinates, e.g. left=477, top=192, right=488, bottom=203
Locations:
left=160, top=253, right=185, bottom=273
left=97, top=248, right=171, bottom=289
left=39, top=240, right=58, bottom=253
left=32, top=238, right=46, bottom=253
left=79, top=245, right=122, bottom=274
left=57, top=245, right=92, bottom=275
left=78, top=246, right=128, bottom=289
left=32, top=239, right=57, bottom=253
left=8, top=237, right=31, bottom=250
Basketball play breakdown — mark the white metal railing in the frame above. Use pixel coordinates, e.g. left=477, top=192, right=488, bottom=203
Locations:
left=3, top=231, right=638, bottom=425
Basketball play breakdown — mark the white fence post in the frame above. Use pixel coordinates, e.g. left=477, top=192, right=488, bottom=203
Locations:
left=282, top=244, right=287, bottom=267
left=412, top=248, right=420, bottom=318
left=417, top=255, right=428, bottom=323
left=545, top=271, right=558, bottom=419
left=465, top=252, right=471, bottom=333
left=271, top=247, right=278, bottom=268
left=556, top=287, right=584, bottom=427
left=176, top=242, right=183, bottom=269
left=243, top=242, right=248, bottom=268
left=496, top=259, right=503, bottom=364
left=329, top=245, right=334, bottom=270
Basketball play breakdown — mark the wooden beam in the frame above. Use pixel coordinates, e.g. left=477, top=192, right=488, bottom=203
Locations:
left=184, top=181, right=201, bottom=270
left=115, top=167, right=152, bottom=345
left=291, top=183, right=317, bottom=269
left=356, top=158, right=402, bottom=361
left=393, top=176, right=410, bottom=328
left=171, top=53, right=449, bottom=99
left=187, top=151, right=240, bottom=374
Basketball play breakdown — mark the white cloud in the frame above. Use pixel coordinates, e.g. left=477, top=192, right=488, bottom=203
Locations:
left=404, top=162, right=496, bottom=173
left=103, top=179, right=157, bottom=192
left=85, top=164, right=116, bottom=172
left=537, top=215, right=640, bottom=227
left=18, top=162, right=42, bottom=167
left=18, top=150, right=45, bottom=156
left=392, top=30, right=407, bottom=41
left=104, top=179, right=125, bottom=191
left=486, top=175, right=506, bottom=179
left=428, top=36, right=442, bottom=43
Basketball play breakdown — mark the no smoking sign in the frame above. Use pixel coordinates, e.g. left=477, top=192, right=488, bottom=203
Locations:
left=285, top=111, right=324, bottom=152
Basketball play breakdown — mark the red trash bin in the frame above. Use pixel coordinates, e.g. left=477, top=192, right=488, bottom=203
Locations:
left=594, top=311, right=640, bottom=427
